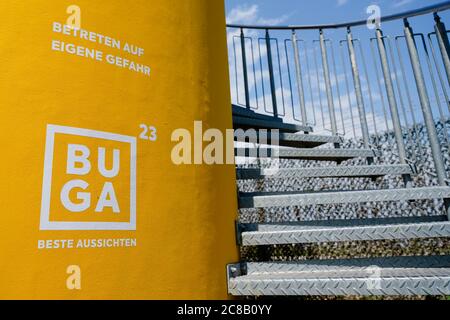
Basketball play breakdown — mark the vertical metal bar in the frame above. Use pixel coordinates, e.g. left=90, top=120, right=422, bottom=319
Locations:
left=375, top=29, right=409, bottom=171
left=386, top=36, right=418, bottom=163
left=404, top=19, right=448, bottom=187
left=258, top=39, right=268, bottom=111
left=394, top=37, right=418, bottom=129
left=356, top=39, right=378, bottom=140
left=248, top=38, right=259, bottom=110
left=428, top=33, right=450, bottom=113
left=329, top=40, right=346, bottom=136
left=340, top=41, right=357, bottom=139
left=284, top=39, right=295, bottom=118
left=419, top=33, right=450, bottom=148
left=302, top=41, right=317, bottom=126
left=387, top=38, right=410, bottom=133
left=370, top=39, right=391, bottom=132
left=434, top=13, right=450, bottom=87
left=232, top=36, right=240, bottom=105
left=292, top=30, right=308, bottom=126
left=275, top=40, right=286, bottom=117
left=347, top=28, right=370, bottom=149
left=319, top=29, right=338, bottom=137
left=390, top=36, right=419, bottom=163
left=393, top=35, right=424, bottom=165
left=240, top=29, right=250, bottom=109
left=313, top=44, right=326, bottom=129
left=265, top=29, right=279, bottom=117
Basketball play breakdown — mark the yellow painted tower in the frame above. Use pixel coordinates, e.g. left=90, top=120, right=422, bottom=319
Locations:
left=0, top=0, right=238, bottom=299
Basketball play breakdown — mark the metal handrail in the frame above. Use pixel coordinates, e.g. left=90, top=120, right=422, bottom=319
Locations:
left=227, top=1, right=450, bottom=30
left=227, top=1, right=450, bottom=192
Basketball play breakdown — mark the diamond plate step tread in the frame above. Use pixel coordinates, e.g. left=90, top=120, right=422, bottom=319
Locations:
left=243, top=268, right=450, bottom=279
left=238, top=186, right=450, bottom=209
left=228, top=271, right=450, bottom=296
left=235, top=132, right=342, bottom=148
left=236, top=165, right=413, bottom=180
left=246, top=255, right=450, bottom=273
left=240, top=220, right=450, bottom=246
left=235, top=147, right=379, bottom=161
left=250, top=216, right=447, bottom=231
left=228, top=256, right=450, bottom=296
left=277, top=133, right=342, bottom=148
left=233, top=116, right=313, bottom=133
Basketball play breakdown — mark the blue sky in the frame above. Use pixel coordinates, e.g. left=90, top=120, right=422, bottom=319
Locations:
left=224, top=0, right=450, bottom=138
left=225, top=0, right=447, bottom=27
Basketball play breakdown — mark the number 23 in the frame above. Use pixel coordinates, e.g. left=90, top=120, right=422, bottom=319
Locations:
left=139, top=124, right=157, bottom=141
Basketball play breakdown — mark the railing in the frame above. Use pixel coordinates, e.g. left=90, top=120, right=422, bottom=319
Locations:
left=227, top=1, right=450, bottom=186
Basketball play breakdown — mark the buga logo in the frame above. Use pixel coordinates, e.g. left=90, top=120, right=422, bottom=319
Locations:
left=40, top=125, right=137, bottom=231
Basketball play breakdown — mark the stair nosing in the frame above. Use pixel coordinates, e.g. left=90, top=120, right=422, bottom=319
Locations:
left=239, top=186, right=450, bottom=209
left=236, top=164, right=413, bottom=180
left=241, top=221, right=450, bottom=246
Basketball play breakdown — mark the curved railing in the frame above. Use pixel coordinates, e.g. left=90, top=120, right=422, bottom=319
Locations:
left=227, top=1, right=450, bottom=186
left=227, top=1, right=450, bottom=30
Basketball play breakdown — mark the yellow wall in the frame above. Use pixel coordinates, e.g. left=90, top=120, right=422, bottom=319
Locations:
left=0, top=0, right=238, bottom=299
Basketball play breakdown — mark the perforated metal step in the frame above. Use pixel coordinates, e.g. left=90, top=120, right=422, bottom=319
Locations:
left=233, top=116, right=313, bottom=133
left=235, top=147, right=379, bottom=161
left=239, top=217, right=450, bottom=245
left=239, top=186, right=450, bottom=209
left=237, top=164, right=413, bottom=180
left=227, top=256, right=450, bottom=296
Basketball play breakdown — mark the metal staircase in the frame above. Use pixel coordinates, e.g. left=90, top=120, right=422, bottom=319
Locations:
left=225, top=2, right=450, bottom=296
left=228, top=113, right=450, bottom=296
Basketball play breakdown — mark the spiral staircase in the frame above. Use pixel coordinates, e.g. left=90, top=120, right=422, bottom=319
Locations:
left=227, top=106, right=450, bottom=296
left=223, top=1, right=450, bottom=296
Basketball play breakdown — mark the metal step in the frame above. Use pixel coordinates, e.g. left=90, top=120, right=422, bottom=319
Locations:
left=239, top=216, right=450, bottom=246
left=227, top=256, right=450, bottom=296
left=235, top=132, right=342, bottom=148
left=237, top=164, right=413, bottom=180
left=232, top=105, right=283, bottom=122
left=233, top=116, right=313, bottom=133
left=235, top=147, right=379, bottom=161
left=239, top=186, right=450, bottom=209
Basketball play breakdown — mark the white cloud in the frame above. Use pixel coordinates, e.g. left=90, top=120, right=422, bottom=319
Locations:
left=227, top=4, right=259, bottom=24
left=337, top=0, right=349, bottom=7
left=226, top=4, right=289, bottom=26
left=392, top=0, right=414, bottom=8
